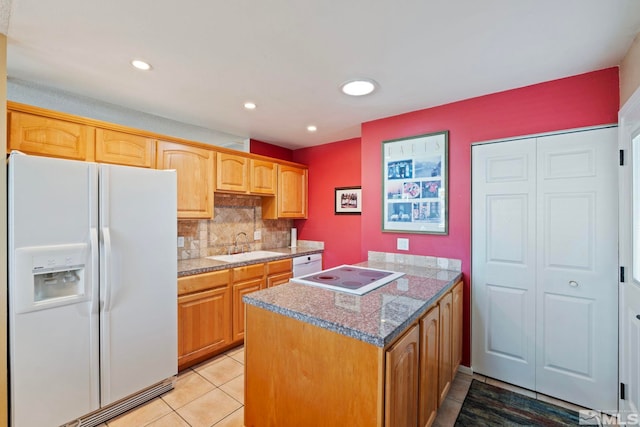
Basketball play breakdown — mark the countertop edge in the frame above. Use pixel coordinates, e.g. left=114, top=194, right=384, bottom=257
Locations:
left=177, top=248, right=324, bottom=277
left=244, top=270, right=462, bottom=348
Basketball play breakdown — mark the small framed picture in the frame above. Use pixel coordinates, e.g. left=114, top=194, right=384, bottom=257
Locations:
left=335, top=186, right=362, bottom=215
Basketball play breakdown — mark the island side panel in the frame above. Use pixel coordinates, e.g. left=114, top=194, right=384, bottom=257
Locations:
left=245, top=305, right=384, bottom=427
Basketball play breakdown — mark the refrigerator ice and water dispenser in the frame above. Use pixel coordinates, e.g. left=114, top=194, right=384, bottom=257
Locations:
left=13, top=243, right=89, bottom=314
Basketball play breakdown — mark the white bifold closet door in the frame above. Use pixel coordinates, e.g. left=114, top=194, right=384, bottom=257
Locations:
left=472, top=127, right=618, bottom=411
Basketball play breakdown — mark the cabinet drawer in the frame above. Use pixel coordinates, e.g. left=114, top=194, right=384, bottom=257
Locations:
left=233, top=263, right=265, bottom=282
left=267, top=258, right=292, bottom=275
left=178, top=270, right=230, bottom=295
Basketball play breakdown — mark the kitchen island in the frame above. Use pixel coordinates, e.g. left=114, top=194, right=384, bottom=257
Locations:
left=243, top=253, right=463, bottom=427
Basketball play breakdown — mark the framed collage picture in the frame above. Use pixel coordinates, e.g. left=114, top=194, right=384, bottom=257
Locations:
left=382, top=131, right=448, bottom=234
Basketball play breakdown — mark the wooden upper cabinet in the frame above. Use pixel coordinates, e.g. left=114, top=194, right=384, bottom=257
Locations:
left=95, top=129, right=155, bottom=168
left=8, top=111, right=94, bottom=161
left=250, top=159, right=277, bottom=195
left=156, top=141, right=215, bottom=219
left=216, top=152, right=249, bottom=193
left=277, top=164, right=308, bottom=218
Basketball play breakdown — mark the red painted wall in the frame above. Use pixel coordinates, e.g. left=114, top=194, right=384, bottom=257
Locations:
left=360, top=68, right=619, bottom=367
left=292, top=138, right=362, bottom=268
left=250, top=138, right=294, bottom=161
left=284, top=68, right=617, bottom=367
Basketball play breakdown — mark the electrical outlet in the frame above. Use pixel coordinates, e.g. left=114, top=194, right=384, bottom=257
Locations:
left=254, top=230, right=262, bottom=241
left=397, top=238, right=409, bottom=251
left=177, top=236, right=185, bottom=248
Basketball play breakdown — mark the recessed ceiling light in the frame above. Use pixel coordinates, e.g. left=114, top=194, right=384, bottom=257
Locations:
left=244, top=102, right=257, bottom=110
left=340, top=79, right=377, bottom=96
left=307, top=125, right=317, bottom=132
left=131, top=59, right=152, bottom=71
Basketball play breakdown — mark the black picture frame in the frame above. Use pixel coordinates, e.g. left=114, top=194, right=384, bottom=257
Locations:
left=335, top=186, right=362, bottom=215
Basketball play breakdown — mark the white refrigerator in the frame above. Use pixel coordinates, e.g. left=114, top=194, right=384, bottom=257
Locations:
left=8, top=152, right=178, bottom=427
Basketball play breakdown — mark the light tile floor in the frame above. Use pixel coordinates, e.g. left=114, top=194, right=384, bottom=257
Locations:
left=102, top=347, right=245, bottom=427
left=101, top=346, right=594, bottom=427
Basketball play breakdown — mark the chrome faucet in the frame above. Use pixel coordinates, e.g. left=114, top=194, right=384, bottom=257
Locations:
left=232, top=232, right=249, bottom=254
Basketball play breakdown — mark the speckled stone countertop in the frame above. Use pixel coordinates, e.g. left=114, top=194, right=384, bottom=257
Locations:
left=177, top=247, right=324, bottom=277
left=243, top=260, right=462, bottom=348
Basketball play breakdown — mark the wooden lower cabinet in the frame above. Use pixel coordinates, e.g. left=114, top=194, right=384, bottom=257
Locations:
left=267, top=271, right=293, bottom=288
left=451, top=281, right=464, bottom=377
left=178, top=260, right=295, bottom=370
left=231, top=263, right=266, bottom=342
left=438, top=291, right=453, bottom=405
left=385, top=325, right=420, bottom=427
left=266, top=258, right=293, bottom=288
left=177, top=272, right=232, bottom=370
left=419, top=305, right=440, bottom=427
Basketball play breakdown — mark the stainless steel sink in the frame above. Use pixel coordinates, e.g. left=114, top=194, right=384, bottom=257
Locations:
left=206, top=250, right=283, bottom=263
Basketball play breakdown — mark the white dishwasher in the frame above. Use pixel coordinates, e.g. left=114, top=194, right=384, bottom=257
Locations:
left=292, top=253, right=323, bottom=277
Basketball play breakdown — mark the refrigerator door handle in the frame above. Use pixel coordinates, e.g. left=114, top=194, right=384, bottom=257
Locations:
left=90, top=227, right=99, bottom=315
left=102, top=227, right=113, bottom=312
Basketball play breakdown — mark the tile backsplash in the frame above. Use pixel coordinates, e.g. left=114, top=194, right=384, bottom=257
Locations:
left=367, top=251, right=462, bottom=271
left=177, top=193, right=293, bottom=260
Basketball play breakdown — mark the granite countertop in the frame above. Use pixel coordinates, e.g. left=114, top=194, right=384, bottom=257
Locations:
left=243, top=260, right=462, bottom=348
left=178, top=246, right=324, bottom=277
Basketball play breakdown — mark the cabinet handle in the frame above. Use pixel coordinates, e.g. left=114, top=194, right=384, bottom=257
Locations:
left=568, top=280, right=579, bottom=288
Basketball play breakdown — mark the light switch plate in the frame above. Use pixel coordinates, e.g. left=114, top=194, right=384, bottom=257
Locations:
left=397, top=238, right=409, bottom=251
left=254, top=230, right=262, bottom=241
left=177, top=236, right=185, bottom=248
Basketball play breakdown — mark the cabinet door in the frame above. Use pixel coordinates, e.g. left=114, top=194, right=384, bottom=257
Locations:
left=232, top=264, right=265, bottom=342
left=277, top=164, right=308, bottom=218
left=419, top=306, right=440, bottom=427
left=9, top=111, right=93, bottom=160
left=385, top=324, right=419, bottom=427
left=157, top=141, right=214, bottom=219
left=451, top=281, right=463, bottom=378
left=267, top=271, right=293, bottom=288
left=178, top=287, right=232, bottom=369
left=250, top=159, right=277, bottom=195
left=95, top=128, right=155, bottom=168
left=232, top=278, right=263, bottom=342
left=438, top=292, right=453, bottom=405
left=217, top=152, right=249, bottom=193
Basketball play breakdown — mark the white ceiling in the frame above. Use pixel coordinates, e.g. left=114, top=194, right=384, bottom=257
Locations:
left=5, top=0, right=640, bottom=149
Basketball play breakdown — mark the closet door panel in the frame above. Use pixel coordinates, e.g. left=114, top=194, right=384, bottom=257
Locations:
left=536, top=127, right=618, bottom=411
left=471, top=139, right=537, bottom=390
